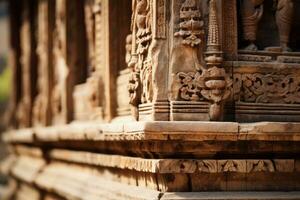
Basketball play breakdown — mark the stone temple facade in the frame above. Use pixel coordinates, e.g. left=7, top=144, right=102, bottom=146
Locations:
left=1, top=0, right=300, bottom=199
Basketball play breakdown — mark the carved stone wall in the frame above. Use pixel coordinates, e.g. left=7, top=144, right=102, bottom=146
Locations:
left=2, top=0, right=300, bottom=199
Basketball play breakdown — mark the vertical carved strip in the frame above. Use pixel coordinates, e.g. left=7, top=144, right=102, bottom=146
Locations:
left=222, top=0, right=237, bottom=59
left=128, top=0, right=153, bottom=120
left=16, top=0, right=38, bottom=127
left=154, top=0, right=166, bottom=39
left=33, top=0, right=54, bottom=126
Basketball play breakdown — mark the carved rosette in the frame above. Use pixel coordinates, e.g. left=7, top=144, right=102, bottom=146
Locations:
left=202, top=0, right=232, bottom=121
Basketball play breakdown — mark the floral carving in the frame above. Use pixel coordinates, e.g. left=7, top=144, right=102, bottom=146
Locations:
left=174, top=0, right=205, bottom=47
left=234, top=73, right=300, bottom=104
left=175, top=71, right=205, bottom=101
left=173, top=0, right=232, bottom=121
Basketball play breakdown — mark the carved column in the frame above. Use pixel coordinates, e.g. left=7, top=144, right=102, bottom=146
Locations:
left=32, top=0, right=55, bottom=126
left=51, top=0, right=87, bottom=124
left=73, top=0, right=105, bottom=122
left=6, top=0, right=22, bottom=128
left=126, top=0, right=234, bottom=121
left=16, top=0, right=38, bottom=128
left=202, top=0, right=232, bottom=121
left=128, top=0, right=169, bottom=121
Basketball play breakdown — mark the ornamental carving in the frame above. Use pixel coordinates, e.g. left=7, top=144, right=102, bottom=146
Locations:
left=174, top=0, right=204, bottom=47
left=172, top=0, right=232, bottom=121
left=218, top=160, right=246, bottom=173
left=234, top=73, right=300, bottom=104
left=175, top=71, right=205, bottom=101
left=203, top=0, right=232, bottom=121
left=128, top=0, right=153, bottom=120
left=247, top=160, right=275, bottom=172
left=241, top=0, right=294, bottom=52
left=197, top=160, right=217, bottom=173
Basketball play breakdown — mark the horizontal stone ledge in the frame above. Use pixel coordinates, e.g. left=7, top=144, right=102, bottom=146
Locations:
left=161, top=192, right=300, bottom=200
left=49, top=149, right=299, bottom=174
left=9, top=159, right=300, bottom=194
left=3, top=121, right=300, bottom=144
left=9, top=147, right=300, bottom=174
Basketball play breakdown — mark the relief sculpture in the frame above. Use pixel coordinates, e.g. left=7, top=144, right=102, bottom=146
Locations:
left=171, top=0, right=231, bottom=121
left=234, top=73, right=300, bottom=104
left=171, top=0, right=205, bottom=102
left=128, top=0, right=153, bottom=120
left=241, top=0, right=294, bottom=51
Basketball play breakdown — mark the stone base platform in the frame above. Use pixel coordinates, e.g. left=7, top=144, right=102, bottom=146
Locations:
left=1, top=122, right=300, bottom=199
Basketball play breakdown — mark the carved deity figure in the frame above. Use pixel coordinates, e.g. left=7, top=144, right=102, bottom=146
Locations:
left=128, top=0, right=152, bottom=120
left=241, top=0, right=294, bottom=51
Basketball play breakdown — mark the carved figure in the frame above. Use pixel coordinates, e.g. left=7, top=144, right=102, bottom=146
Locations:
left=128, top=0, right=152, bottom=120
left=241, top=0, right=294, bottom=51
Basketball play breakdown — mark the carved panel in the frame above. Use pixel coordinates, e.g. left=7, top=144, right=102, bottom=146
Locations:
left=218, top=160, right=246, bottom=173
left=171, top=0, right=205, bottom=102
left=221, top=0, right=237, bottom=59
left=234, top=73, right=300, bottom=104
left=197, top=160, right=217, bottom=173
left=154, top=0, right=166, bottom=39
left=128, top=0, right=154, bottom=120
left=247, top=160, right=275, bottom=173
left=170, top=0, right=232, bottom=121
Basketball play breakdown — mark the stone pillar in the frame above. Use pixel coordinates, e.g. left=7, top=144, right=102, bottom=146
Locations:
left=32, top=0, right=55, bottom=127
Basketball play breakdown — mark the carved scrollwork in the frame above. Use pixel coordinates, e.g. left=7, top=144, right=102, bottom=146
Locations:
left=175, top=71, right=205, bottom=101
left=234, top=73, right=300, bottom=104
